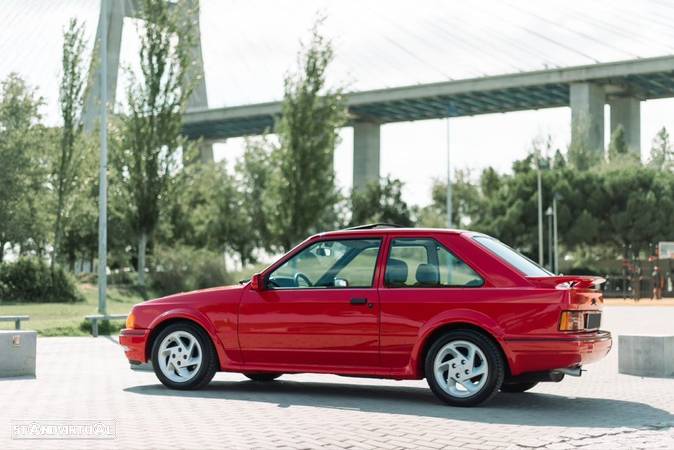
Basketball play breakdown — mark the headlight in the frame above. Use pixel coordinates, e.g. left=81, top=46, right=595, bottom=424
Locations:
left=559, top=310, right=584, bottom=331
left=126, top=312, right=136, bottom=329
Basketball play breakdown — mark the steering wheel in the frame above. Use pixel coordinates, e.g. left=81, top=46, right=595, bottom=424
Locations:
left=293, top=272, right=313, bottom=287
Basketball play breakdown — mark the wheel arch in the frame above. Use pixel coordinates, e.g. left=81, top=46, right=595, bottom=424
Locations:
left=146, top=312, right=224, bottom=369
left=414, top=320, right=512, bottom=379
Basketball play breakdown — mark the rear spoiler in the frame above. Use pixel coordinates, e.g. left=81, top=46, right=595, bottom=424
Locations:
left=527, top=276, right=606, bottom=289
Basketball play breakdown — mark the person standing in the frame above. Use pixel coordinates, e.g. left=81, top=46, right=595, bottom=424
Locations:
left=631, top=265, right=642, bottom=302
left=651, top=266, right=664, bottom=300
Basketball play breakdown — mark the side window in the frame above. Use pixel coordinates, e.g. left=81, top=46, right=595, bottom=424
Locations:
left=387, top=242, right=429, bottom=286
left=385, top=238, right=483, bottom=288
left=437, top=243, right=484, bottom=287
left=335, top=246, right=380, bottom=287
left=268, top=239, right=381, bottom=289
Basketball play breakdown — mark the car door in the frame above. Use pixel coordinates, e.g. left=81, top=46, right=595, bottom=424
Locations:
left=378, top=236, right=486, bottom=370
left=238, top=238, right=383, bottom=370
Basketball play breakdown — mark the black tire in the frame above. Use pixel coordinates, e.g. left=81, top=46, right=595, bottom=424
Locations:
left=425, top=329, right=505, bottom=407
left=151, top=322, right=217, bottom=390
left=243, top=373, right=282, bottom=382
left=500, top=382, right=538, bottom=393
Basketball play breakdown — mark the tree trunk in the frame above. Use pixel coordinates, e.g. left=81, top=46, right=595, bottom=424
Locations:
left=138, top=232, right=148, bottom=289
left=0, top=241, right=4, bottom=263
left=52, top=199, right=64, bottom=271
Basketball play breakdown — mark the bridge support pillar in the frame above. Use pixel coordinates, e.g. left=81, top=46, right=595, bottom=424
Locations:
left=353, top=122, right=380, bottom=192
left=609, top=96, right=641, bottom=156
left=83, top=0, right=212, bottom=162
left=570, top=82, right=605, bottom=156
left=82, top=0, right=124, bottom=133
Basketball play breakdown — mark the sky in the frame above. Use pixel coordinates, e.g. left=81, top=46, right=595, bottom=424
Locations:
left=2, top=0, right=674, bottom=206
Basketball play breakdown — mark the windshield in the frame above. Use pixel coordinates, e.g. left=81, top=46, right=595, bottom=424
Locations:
left=474, top=236, right=552, bottom=277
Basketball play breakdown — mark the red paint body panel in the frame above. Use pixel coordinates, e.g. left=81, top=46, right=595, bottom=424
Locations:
left=120, top=228, right=612, bottom=380
left=238, top=287, right=380, bottom=369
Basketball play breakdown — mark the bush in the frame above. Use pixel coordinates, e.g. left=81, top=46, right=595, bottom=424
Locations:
left=79, top=319, right=125, bottom=336
left=0, top=258, right=83, bottom=303
left=150, top=245, right=232, bottom=296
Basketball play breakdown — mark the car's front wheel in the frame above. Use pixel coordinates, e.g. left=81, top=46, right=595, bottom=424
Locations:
left=425, top=329, right=504, bottom=407
left=151, top=322, right=217, bottom=390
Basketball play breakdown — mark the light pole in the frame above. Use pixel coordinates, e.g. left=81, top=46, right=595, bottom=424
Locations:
left=546, top=206, right=553, bottom=270
left=97, top=0, right=109, bottom=315
left=535, top=155, right=549, bottom=266
left=537, top=167, right=543, bottom=265
left=446, top=116, right=452, bottom=228
left=552, top=194, right=559, bottom=274
left=446, top=104, right=456, bottom=228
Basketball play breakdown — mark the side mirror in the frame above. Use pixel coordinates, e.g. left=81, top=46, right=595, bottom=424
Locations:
left=316, top=247, right=332, bottom=257
left=334, top=277, right=348, bottom=288
left=250, top=273, right=264, bottom=291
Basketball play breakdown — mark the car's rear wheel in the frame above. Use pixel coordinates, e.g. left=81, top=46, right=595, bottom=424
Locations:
left=243, top=373, right=282, bottom=382
left=500, top=382, right=538, bottom=393
left=151, top=322, right=217, bottom=390
left=425, top=329, right=504, bottom=407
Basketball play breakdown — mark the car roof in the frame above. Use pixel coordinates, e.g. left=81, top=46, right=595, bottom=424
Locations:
left=314, top=227, right=481, bottom=239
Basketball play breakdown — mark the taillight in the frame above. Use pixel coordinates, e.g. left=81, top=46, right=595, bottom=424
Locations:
left=559, top=310, right=585, bottom=331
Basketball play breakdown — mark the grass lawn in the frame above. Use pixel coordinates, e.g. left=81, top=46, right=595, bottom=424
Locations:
left=0, top=284, right=145, bottom=336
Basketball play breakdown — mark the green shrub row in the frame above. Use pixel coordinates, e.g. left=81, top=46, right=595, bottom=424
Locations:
left=0, top=258, right=83, bottom=303
left=150, top=245, right=232, bottom=296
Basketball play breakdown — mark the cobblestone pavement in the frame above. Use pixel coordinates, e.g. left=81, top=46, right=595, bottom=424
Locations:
left=1, top=306, right=673, bottom=449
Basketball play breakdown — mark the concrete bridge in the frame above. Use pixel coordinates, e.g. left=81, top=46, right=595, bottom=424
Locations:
left=81, top=1, right=674, bottom=191
left=183, top=55, right=674, bottom=190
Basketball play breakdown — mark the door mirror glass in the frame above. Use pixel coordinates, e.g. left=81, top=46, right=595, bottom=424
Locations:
left=334, top=277, right=349, bottom=288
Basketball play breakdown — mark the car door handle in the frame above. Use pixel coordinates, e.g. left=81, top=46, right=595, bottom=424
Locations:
left=350, top=298, right=368, bottom=305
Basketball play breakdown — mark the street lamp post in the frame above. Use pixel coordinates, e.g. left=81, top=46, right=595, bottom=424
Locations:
left=97, top=0, right=109, bottom=315
left=446, top=104, right=456, bottom=228
left=536, top=157, right=544, bottom=266
left=553, top=194, right=559, bottom=274
left=446, top=116, right=452, bottom=228
left=546, top=206, right=553, bottom=271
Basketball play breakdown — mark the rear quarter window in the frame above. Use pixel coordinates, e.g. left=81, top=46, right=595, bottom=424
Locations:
left=474, top=236, right=551, bottom=277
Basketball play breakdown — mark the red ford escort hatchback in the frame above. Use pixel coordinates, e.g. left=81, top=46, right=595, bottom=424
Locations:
left=120, top=225, right=612, bottom=406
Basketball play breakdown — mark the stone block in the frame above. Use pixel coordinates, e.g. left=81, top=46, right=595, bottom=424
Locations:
left=0, top=330, right=36, bottom=377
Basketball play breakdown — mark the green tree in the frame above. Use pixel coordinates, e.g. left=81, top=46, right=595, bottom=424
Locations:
left=53, top=18, right=88, bottom=268
left=601, top=166, right=673, bottom=255
left=350, top=177, right=414, bottom=227
left=113, top=0, right=196, bottom=288
left=0, top=74, right=46, bottom=261
left=568, top=117, right=600, bottom=171
left=235, top=138, right=275, bottom=254
left=607, top=124, right=628, bottom=162
left=649, top=126, right=673, bottom=171
left=423, top=170, right=482, bottom=228
left=265, top=20, right=348, bottom=250
left=552, top=149, right=566, bottom=169
left=60, top=134, right=99, bottom=270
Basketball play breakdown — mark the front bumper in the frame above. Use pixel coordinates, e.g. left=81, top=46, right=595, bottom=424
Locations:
left=119, top=328, right=150, bottom=364
left=505, top=330, right=612, bottom=376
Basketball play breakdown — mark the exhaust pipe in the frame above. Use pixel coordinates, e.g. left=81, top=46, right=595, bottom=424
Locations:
left=557, top=366, right=583, bottom=377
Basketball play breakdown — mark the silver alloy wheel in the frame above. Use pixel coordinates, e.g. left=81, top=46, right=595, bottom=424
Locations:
left=157, top=330, right=203, bottom=383
left=433, top=340, right=489, bottom=398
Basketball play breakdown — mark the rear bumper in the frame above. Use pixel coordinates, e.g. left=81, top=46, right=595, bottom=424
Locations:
left=505, top=330, right=612, bottom=376
left=119, top=328, right=150, bottom=364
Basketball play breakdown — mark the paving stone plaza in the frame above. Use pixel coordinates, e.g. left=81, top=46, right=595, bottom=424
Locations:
left=1, top=306, right=673, bottom=449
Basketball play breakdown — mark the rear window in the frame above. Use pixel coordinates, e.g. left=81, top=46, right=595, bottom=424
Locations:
left=474, top=236, right=552, bottom=277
